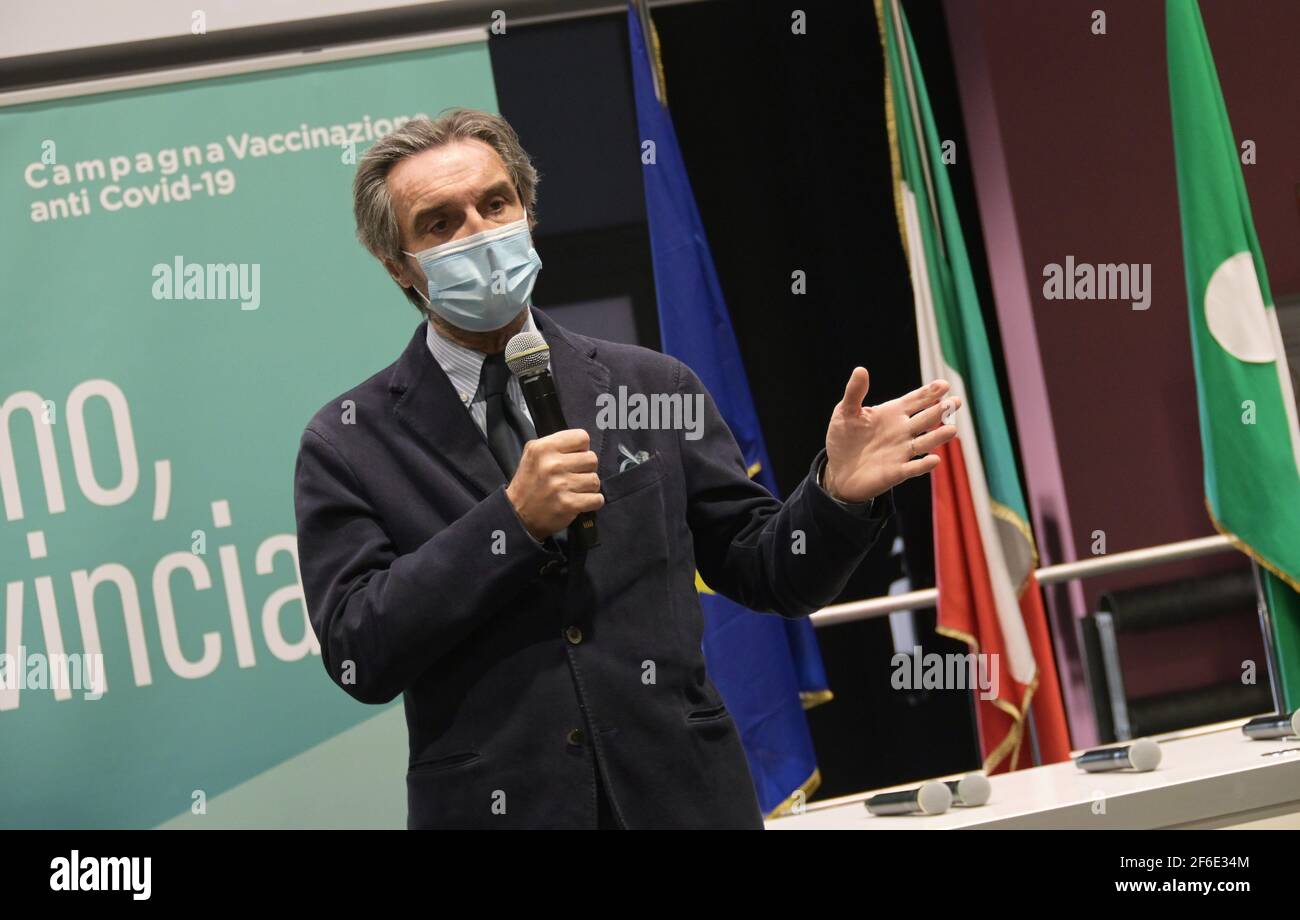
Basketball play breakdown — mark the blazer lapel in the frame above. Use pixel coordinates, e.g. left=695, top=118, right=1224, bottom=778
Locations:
left=387, top=313, right=618, bottom=501
left=532, top=309, right=617, bottom=480
left=388, top=322, right=505, bottom=500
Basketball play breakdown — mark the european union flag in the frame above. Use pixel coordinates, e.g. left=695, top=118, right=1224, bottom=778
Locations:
left=627, top=3, right=832, bottom=815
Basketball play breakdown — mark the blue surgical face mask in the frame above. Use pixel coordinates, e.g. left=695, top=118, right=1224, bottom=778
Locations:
left=403, top=217, right=542, bottom=332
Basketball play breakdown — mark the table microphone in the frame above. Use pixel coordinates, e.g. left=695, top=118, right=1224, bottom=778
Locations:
left=1241, top=712, right=1300, bottom=740
left=504, top=331, right=599, bottom=549
left=945, top=772, right=991, bottom=806
left=864, top=780, right=952, bottom=816
left=1074, top=738, right=1162, bottom=773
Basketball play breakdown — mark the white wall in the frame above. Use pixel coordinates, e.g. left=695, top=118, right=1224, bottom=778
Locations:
left=0, top=0, right=447, bottom=59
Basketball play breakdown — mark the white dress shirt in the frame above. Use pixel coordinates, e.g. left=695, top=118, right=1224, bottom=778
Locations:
left=425, top=307, right=537, bottom=436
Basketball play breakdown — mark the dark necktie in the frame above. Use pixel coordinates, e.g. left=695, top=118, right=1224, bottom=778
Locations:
left=479, top=352, right=537, bottom=478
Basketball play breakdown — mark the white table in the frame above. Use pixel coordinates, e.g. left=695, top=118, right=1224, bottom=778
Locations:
left=766, top=720, right=1300, bottom=829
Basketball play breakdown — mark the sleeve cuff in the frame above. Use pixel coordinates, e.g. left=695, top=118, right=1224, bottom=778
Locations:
left=814, top=453, right=889, bottom=521
left=496, top=486, right=566, bottom=558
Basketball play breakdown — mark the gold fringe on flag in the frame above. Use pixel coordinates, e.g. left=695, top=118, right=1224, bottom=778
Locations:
left=990, top=499, right=1042, bottom=594
left=765, top=767, right=822, bottom=819
left=1205, top=496, right=1300, bottom=595
left=874, top=0, right=912, bottom=268
left=934, top=622, right=1041, bottom=773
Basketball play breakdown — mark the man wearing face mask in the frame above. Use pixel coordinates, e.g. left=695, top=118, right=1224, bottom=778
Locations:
left=293, top=107, right=960, bottom=829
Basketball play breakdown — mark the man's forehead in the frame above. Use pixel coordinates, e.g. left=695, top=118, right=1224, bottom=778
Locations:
left=388, top=139, right=511, bottom=213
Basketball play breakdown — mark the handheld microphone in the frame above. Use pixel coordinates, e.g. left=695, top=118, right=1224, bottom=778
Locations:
left=1241, top=712, right=1300, bottom=740
left=504, top=331, right=599, bottom=550
left=864, top=780, right=952, bottom=816
left=1074, top=738, right=1162, bottom=773
left=945, top=772, right=991, bottom=807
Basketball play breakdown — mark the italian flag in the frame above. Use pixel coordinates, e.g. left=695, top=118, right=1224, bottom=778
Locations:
left=1168, top=0, right=1300, bottom=709
left=876, top=0, right=1072, bottom=771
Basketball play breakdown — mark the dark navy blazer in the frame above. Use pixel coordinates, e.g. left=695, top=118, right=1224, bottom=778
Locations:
left=293, top=310, right=891, bottom=828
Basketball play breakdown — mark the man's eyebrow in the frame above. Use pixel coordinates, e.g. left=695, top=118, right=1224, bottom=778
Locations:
left=479, top=180, right=517, bottom=202
left=409, top=180, right=517, bottom=231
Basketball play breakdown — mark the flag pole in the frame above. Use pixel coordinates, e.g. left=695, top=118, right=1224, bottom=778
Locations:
left=632, top=0, right=666, bottom=106
left=1249, top=558, right=1287, bottom=713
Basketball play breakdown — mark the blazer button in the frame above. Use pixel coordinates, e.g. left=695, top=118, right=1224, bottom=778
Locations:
left=567, top=728, right=585, bottom=746
left=539, top=559, right=563, bottom=576
left=564, top=625, right=583, bottom=645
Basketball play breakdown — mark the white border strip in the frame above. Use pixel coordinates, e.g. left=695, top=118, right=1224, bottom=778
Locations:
left=0, top=25, right=488, bottom=108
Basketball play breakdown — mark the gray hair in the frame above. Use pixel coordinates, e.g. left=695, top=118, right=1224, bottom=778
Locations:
left=352, top=107, right=540, bottom=310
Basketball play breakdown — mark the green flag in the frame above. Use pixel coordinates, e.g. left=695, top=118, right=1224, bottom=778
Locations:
left=1167, top=0, right=1300, bottom=708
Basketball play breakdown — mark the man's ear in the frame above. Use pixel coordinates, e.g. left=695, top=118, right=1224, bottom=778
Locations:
left=381, top=253, right=417, bottom=293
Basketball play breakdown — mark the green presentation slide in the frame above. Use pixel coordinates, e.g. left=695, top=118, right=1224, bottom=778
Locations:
left=0, top=38, right=497, bottom=828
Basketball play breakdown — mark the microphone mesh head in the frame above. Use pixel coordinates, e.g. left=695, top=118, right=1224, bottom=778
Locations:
left=916, top=781, right=952, bottom=815
left=1128, top=738, right=1162, bottom=772
left=956, top=772, right=991, bottom=807
left=504, top=331, right=551, bottom=379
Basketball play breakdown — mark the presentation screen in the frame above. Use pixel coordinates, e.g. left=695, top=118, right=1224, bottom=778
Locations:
left=0, top=36, right=497, bottom=828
